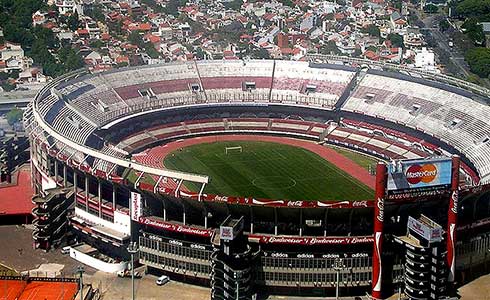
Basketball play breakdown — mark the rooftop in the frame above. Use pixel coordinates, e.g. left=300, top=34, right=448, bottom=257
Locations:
left=0, top=169, right=34, bottom=216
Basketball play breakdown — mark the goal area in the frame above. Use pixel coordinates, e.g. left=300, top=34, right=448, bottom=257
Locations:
left=225, top=146, right=243, bottom=154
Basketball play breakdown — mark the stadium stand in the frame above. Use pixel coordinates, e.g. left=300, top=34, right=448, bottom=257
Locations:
left=342, top=73, right=490, bottom=183
left=24, top=59, right=490, bottom=298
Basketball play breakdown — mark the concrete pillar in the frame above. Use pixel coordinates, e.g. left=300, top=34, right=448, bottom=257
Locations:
left=85, top=176, right=89, bottom=211
left=274, top=208, right=278, bottom=236
left=250, top=207, right=254, bottom=234
left=324, top=209, right=329, bottom=237
left=73, top=172, right=78, bottom=194
left=183, top=207, right=186, bottom=225
left=54, top=160, right=58, bottom=180
left=204, top=206, right=208, bottom=229
left=112, top=184, right=116, bottom=210
left=63, top=164, right=67, bottom=187
left=299, top=209, right=303, bottom=237
left=98, top=180, right=102, bottom=218
left=45, top=156, right=50, bottom=175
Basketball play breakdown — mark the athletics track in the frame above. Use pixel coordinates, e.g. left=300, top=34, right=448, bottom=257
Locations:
left=138, top=134, right=376, bottom=190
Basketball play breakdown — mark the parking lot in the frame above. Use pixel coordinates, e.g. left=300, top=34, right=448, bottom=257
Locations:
left=90, top=272, right=210, bottom=300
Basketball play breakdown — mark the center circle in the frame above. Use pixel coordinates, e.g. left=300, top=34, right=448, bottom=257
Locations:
left=252, top=176, right=297, bottom=190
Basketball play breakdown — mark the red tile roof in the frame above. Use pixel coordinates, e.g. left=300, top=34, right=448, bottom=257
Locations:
left=0, top=170, right=34, bottom=215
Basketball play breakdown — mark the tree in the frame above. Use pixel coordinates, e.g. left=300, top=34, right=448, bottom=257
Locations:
left=58, top=47, right=84, bottom=72
left=392, top=0, right=402, bottom=11
left=462, top=18, right=485, bottom=45
left=278, top=0, right=294, bottom=7
left=1, top=81, right=15, bottom=92
left=0, top=0, right=46, bottom=48
left=388, top=33, right=404, bottom=48
left=84, top=4, right=105, bottom=23
left=250, top=47, right=270, bottom=59
left=362, top=24, right=381, bottom=37
left=456, top=0, right=490, bottom=20
left=466, top=74, right=481, bottom=84
left=140, top=0, right=165, bottom=13
left=67, top=11, right=80, bottom=31
left=128, top=32, right=160, bottom=59
left=223, top=0, right=243, bottom=10
left=33, top=25, right=58, bottom=49
left=163, top=0, right=187, bottom=16
left=424, top=4, right=438, bottom=14
left=366, top=45, right=378, bottom=53
left=194, top=47, right=206, bottom=60
left=353, top=48, right=362, bottom=57
left=465, top=47, right=490, bottom=78
left=439, top=19, right=450, bottom=32
left=6, top=108, right=23, bottom=125
left=320, top=40, right=340, bottom=55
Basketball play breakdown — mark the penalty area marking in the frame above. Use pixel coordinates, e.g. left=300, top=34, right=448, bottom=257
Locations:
left=252, top=176, right=297, bottom=190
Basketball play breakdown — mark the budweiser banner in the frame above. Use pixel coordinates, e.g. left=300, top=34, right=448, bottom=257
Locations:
left=248, top=234, right=373, bottom=245
left=130, top=192, right=142, bottom=221
left=139, top=216, right=213, bottom=237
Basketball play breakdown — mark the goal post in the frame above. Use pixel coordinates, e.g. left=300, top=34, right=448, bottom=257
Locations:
left=225, top=146, right=243, bottom=154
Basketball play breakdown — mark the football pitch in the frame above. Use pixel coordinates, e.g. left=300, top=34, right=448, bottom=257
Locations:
left=164, top=141, right=374, bottom=201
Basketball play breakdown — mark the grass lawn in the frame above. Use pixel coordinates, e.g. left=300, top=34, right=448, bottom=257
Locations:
left=163, top=141, right=373, bottom=201
left=329, top=146, right=378, bottom=171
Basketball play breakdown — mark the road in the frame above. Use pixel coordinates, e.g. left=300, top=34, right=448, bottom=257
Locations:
left=412, top=10, right=472, bottom=78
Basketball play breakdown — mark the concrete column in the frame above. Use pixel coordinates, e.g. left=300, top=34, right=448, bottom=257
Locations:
left=85, top=176, right=89, bottom=211
left=183, top=207, right=186, bottom=225
left=204, top=206, right=208, bottom=229
left=63, top=164, right=67, bottom=187
left=98, top=180, right=102, bottom=218
left=45, top=156, right=50, bottom=175
left=324, top=209, right=328, bottom=237
left=54, top=160, right=58, bottom=180
left=274, top=208, right=278, bottom=236
left=112, top=184, right=116, bottom=210
left=250, top=207, right=254, bottom=234
left=299, top=209, right=303, bottom=237
left=73, top=172, right=78, bottom=194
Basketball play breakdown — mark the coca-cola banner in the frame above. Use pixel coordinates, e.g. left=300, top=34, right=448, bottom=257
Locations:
left=196, top=193, right=372, bottom=209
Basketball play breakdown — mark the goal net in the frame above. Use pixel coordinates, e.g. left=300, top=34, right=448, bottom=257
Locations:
left=225, top=146, right=243, bottom=154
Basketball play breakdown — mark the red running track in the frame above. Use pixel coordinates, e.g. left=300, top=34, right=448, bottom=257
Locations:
left=141, top=135, right=375, bottom=189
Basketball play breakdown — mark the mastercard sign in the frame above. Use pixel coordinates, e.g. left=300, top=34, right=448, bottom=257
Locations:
left=405, top=164, right=438, bottom=184
left=387, top=158, right=452, bottom=191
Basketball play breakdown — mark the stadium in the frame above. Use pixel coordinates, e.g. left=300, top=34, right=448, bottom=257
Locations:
left=24, top=58, right=490, bottom=299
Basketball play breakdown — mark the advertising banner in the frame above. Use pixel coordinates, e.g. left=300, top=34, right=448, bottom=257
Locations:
left=407, top=216, right=442, bottom=243
left=387, top=158, right=452, bottom=192
left=130, top=192, right=142, bottom=221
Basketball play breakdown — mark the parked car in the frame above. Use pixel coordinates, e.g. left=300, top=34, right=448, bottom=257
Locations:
left=156, top=275, right=170, bottom=286
left=61, top=246, right=71, bottom=255
left=117, top=270, right=141, bottom=278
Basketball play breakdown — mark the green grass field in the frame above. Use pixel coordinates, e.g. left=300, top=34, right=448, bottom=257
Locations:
left=163, top=141, right=374, bottom=201
left=330, top=146, right=377, bottom=171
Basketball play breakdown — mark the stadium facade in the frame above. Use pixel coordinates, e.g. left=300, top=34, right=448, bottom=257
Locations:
left=24, top=58, right=490, bottom=299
